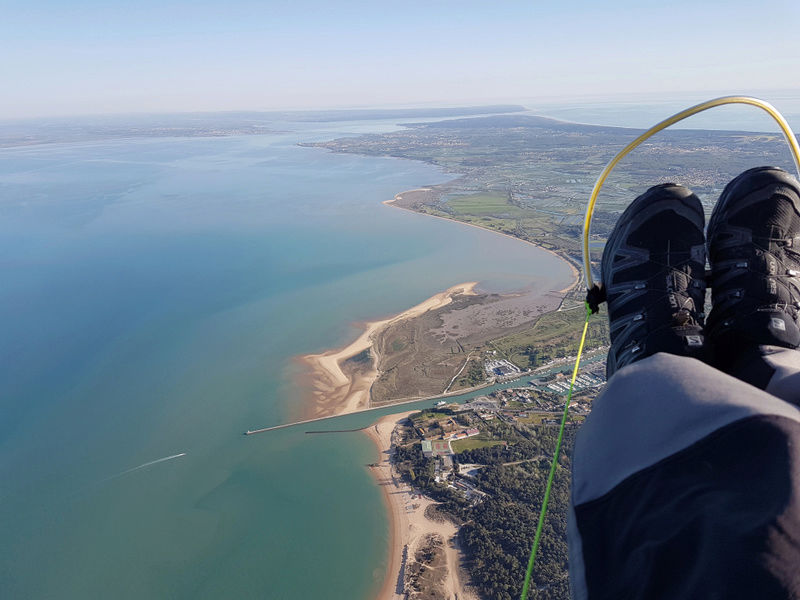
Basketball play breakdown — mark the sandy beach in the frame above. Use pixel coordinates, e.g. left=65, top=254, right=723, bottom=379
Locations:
left=301, top=282, right=478, bottom=418
left=364, top=412, right=476, bottom=600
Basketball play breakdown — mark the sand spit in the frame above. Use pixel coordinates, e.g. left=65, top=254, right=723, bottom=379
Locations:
left=384, top=187, right=433, bottom=205
left=301, top=282, right=478, bottom=419
left=365, top=412, right=477, bottom=600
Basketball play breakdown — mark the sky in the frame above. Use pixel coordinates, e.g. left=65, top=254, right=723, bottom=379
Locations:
left=3, top=0, right=800, bottom=119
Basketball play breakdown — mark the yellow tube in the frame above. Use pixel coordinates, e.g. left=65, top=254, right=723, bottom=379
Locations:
left=582, top=96, right=800, bottom=290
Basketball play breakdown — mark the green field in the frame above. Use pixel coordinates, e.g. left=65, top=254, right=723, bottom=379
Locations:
left=451, top=436, right=506, bottom=453
left=445, top=193, right=526, bottom=217
left=437, top=192, right=583, bottom=253
left=489, top=305, right=609, bottom=369
left=409, top=410, right=451, bottom=424
left=516, top=412, right=561, bottom=425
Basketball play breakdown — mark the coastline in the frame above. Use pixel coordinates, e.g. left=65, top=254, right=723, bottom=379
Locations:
left=299, top=186, right=581, bottom=421
left=364, top=412, right=474, bottom=600
left=300, top=185, right=581, bottom=600
left=385, top=188, right=581, bottom=294
left=301, top=282, right=478, bottom=419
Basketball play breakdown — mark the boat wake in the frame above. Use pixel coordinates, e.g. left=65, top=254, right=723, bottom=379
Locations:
left=97, top=453, right=188, bottom=485
left=68, top=453, right=188, bottom=500
left=114, top=453, right=187, bottom=477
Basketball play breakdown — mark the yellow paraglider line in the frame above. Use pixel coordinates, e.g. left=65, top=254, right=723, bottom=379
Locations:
left=582, top=96, right=800, bottom=290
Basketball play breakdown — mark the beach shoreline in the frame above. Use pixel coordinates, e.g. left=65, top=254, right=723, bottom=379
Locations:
left=364, top=412, right=475, bottom=600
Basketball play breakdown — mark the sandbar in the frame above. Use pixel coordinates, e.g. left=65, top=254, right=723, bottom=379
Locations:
left=301, top=282, right=477, bottom=419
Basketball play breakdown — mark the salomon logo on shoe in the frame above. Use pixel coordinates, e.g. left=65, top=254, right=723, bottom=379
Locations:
left=771, top=317, right=787, bottom=332
left=685, top=335, right=703, bottom=347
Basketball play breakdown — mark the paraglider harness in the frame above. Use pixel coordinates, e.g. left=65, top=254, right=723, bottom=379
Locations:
left=519, top=97, right=800, bottom=600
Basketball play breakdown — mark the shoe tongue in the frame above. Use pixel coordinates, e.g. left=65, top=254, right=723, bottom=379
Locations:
left=736, top=196, right=800, bottom=243
left=767, top=196, right=799, bottom=235
left=629, top=209, right=698, bottom=250
left=672, top=309, right=694, bottom=326
left=667, top=268, right=693, bottom=293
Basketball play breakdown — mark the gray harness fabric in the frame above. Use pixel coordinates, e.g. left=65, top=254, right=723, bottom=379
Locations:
left=573, top=353, right=800, bottom=505
left=570, top=352, right=800, bottom=599
left=765, top=347, right=800, bottom=405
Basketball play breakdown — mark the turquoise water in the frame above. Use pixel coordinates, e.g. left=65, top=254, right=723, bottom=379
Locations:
left=0, top=122, right=572, bottom=598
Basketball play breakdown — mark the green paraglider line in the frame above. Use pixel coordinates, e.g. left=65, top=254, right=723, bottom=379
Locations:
left=520, top=301, right=592, bottom=600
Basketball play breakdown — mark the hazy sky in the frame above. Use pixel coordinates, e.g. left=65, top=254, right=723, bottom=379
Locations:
left=3, top=0, right=800, bottom=118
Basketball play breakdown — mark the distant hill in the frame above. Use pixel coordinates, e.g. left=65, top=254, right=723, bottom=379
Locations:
left=274, top=105, right=527, bottom=122
left=401, top=113, right=779, bottom=138
left=0, top=105, right=527, bottom=147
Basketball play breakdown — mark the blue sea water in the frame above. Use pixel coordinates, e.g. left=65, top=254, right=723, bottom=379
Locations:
left=0, top=121, right=572, bottom=598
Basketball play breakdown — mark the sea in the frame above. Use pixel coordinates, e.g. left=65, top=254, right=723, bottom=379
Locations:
left=0, top=117, right=572, bottom=599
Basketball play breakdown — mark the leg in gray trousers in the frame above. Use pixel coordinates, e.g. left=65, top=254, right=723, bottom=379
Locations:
left=569, top=350, right=800, bottom=600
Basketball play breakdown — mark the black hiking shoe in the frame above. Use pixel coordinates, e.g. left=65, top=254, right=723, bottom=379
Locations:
left=602, top=184, right=707, bottom=378
left=706, top=167, right=800, bottom=367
